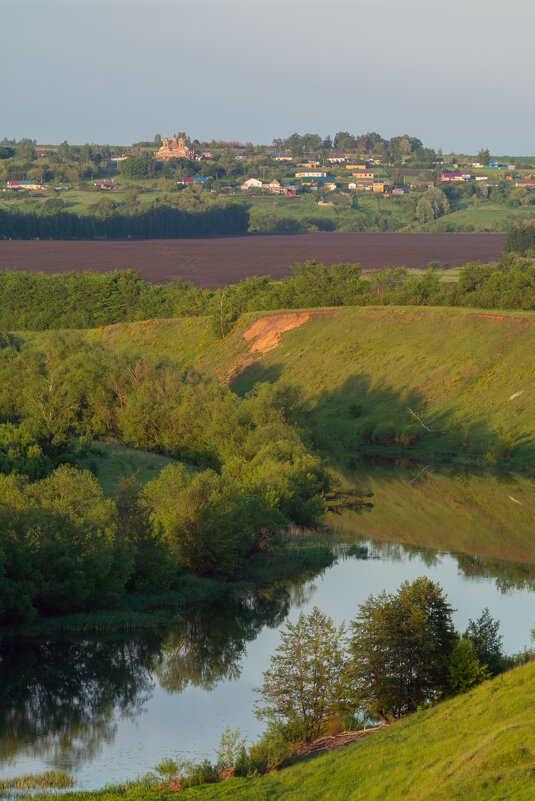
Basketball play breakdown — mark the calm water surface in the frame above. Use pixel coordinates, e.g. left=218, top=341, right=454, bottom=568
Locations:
left=1, top=465, right=535, bottom=791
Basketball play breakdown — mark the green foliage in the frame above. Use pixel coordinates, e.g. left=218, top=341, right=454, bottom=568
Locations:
left=448, top=638, right=490, bottom=695
left=504, top=222, right=535, bottom=255
left=215, top=727, right=247, bottom=771
left=153, top=757, right=220, bottom=788
left=255, top=606, right=352, bottom=741
left=0, top=465, right=132, bottom=621
left=0, top=771, right=75, bottom=790
left=4, top=255, right=535, bottom=335
left=464, top=607, right=506, bottom=675
left=0, top=202, right=249, bottom=241
left=0, top=333, right=328, bottom=620
left=349, top=578, right=458, bottom=719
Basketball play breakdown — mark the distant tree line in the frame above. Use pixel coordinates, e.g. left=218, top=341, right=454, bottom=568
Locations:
left=2, top=255, right=535, bottom=334
left=0, top=203, right=249, bottom=239
left=503, top=223, right=535, bottom=255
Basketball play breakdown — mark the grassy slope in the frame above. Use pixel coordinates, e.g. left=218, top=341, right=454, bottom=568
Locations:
left=228, top=307, right=535, bottom=466
left=41, top=305, right=535, bottom=469
left=183, top=662, right=535, bottom=801
left=76, top=441, right=178, bottom=495
left=33, top=661, right=535, bottom=801
left=26, top=306, right=535, bottom=563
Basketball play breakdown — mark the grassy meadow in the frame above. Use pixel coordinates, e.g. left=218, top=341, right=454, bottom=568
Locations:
left=76, top=440, right=179, bottom=495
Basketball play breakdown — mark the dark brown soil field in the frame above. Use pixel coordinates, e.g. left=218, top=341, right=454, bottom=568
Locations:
left=0, top=233, right=505, bottom=288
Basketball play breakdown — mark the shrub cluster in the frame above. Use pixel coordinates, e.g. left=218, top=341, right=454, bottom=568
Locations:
left=2, top=254, right=535, bottom=335
left=0, top=336, right=328, bottom=623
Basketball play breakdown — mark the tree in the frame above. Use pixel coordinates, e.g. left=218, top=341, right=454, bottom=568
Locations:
left=477, top=148, right=491, bottom=166
left=349, top=578, right=457, bottom=720
left=464, top=608, right=505, bottom=675
left=448, top=638, right=489, bottom=695
left=255, top=606, right=352, bottom=741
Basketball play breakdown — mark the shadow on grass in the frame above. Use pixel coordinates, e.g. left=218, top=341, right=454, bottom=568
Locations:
left=232, top=363, right=534, bottom=464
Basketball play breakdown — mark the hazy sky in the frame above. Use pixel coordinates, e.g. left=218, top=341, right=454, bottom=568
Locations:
left=1, top=0, right=533, bottom=154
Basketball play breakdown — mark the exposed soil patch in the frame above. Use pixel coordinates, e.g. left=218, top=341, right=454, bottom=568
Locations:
left=471, top=313, right=530, bottom=322
left=227, top=310, right=330, bottom=380
left=0, top=233, right=505, bottom=288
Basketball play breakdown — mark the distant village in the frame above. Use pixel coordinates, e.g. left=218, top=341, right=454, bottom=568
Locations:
left=3, top=134, right=535, bottom=203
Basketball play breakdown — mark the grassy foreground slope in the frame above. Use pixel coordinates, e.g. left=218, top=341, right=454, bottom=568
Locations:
left=36, top=662, right=535, bottom=801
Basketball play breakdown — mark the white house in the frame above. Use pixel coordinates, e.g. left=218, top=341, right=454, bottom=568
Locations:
left=240, top=178, right=264, bottom=190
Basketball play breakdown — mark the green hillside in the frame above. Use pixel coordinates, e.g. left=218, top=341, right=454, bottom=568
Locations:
left=30, top=661, right=535, bottom=801
left=54, top=305, right=535, bottom=468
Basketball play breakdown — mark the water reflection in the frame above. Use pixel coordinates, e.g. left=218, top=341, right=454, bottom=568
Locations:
left=0, top=636, right=156, bottom=768
left=154, top=589, right=291, bottom=693
left=0, top=576, right=325, bottom=770
left=2, top=463, right=535, bottom=785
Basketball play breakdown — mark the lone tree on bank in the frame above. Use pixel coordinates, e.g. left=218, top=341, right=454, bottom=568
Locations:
left=255, top=606, right=353, bottom=741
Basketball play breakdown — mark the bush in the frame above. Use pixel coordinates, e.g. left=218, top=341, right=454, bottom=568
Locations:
left=348, top=401, right=363, bottom=418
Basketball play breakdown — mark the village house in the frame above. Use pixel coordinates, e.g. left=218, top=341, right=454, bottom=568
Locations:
left=271, top=150, right=293, bottom=161
left=352, top=170, right=374, bottom=180
left=346, top=163, right=367, bottom=171
left=437, top=172, right=464, bottom=183
left=6, top=180, right=47, bottom=191
left=268, top=179, right=283, bottom=194
left=179, top=176, right=209, bottom=185
left=94, top=179, right=119, bottom=190
left=409, top=181, right=435, bottom=190
left=328, top=153, right=347, bottom=163
left=240, top=177, right=264, bottom=190
left=295, top=170, right=327, bottom=178
left=283, top=184, right=297, bottom=196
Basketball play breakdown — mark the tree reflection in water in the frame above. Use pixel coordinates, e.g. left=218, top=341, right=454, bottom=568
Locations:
left=0, top=572, right=324, bottom=770
left=0, top=635, right=158, bottom=768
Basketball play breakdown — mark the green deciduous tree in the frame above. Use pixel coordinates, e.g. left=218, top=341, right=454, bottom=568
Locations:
left=349, top=578, right=457, bottom=720
left=255, top=606, right=353, bottom=741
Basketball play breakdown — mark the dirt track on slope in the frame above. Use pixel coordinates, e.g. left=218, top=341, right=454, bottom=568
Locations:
left=0, top=233, right=505, bottom=288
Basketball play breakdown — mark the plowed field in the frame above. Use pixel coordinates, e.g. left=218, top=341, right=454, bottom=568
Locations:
left=0, top=232, right=505, bottom=288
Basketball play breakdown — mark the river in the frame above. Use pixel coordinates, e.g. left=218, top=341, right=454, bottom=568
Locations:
left=1, top=463, right=534, bottom=791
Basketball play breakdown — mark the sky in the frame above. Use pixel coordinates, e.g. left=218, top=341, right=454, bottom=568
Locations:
left=1, top=0, right=534, bottom=154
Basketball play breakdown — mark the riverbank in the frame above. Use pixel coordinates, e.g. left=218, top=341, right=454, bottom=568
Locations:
left=0, top=538, right=336, bottom=638
left=21, top=660, right=535, bottom=801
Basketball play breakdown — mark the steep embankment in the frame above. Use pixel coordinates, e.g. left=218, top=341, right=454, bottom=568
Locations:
left=33, top=661, right=535, bottom=801
left=55, top=305, right=535, bottom=466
